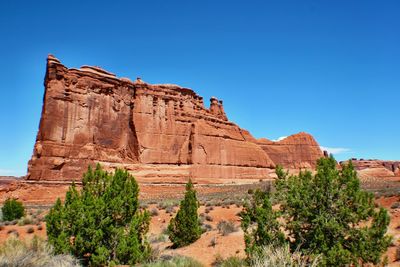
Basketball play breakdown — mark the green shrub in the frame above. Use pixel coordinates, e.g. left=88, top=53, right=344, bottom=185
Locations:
left=277, top=157, right=392, bottom=265
left=168, top=179, right=202, bottom=248
left=242, top=156, right=391, bottom=266
left=240, top=189, right=285, bottom=257
left=46, top=164, right=151, bottom=266
left=2, top=198, right=25, bottom=221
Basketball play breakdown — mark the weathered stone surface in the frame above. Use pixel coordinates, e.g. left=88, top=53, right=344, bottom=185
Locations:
left=257, top=132, right=324, bottom=169
left=28, top=55, right=284, bottom=182
left=344, top=159, right=400, bottom=178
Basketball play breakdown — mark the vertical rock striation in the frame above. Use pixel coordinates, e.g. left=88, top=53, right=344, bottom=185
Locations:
left=27, top=55, right=323, bottom=182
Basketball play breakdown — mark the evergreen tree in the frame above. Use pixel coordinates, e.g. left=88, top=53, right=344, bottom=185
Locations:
left=2, top=198, right=25, bottom=221
left=168, top=179, right=202, bottom=248
left=46, top=164, right=150, bottom=266
left=273, top=156, right=391, bottom=266
left=240, top=189, right=285, bottom=258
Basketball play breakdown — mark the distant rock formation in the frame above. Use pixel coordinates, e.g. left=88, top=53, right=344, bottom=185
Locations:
left=257, top=132, right=324, bottom=169
left=343, top=159, right=400, bottom=178
left=27, top=55, right=323, bottom=182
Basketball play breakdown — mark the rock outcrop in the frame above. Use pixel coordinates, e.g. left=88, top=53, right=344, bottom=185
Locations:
left=27, top=55, right=323, bottom=182
left=344, top=159, right=400, bottom=178
left=257, top=132, right=324, bottom=169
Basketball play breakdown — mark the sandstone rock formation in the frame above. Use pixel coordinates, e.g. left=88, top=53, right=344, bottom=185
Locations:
left=257, top=132, right=324, bottom=169
left=27, top=55, right=323, bottom=182
left=344, top=159, right=400, bottom=178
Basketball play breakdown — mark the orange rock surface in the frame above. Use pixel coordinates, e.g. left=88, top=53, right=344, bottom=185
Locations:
left=345, top=159, right=400, bottom=179
left=27, top=55, right=323, bottom=182
left=257, top=132, right=324, bottom=169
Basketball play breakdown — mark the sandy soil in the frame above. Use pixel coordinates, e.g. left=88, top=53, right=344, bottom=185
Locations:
left=0, top=180, right=262, bottom=204
left=147, top=204, right=246, bottom=265
left=0, top=178, right=399, bottom=266
left=0, top=222, right=47, bottom=243
left=0, top=201, right=399, bottom=266
left=375, top=196, right=400, bottom=266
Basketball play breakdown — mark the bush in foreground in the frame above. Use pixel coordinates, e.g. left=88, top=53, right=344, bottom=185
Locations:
left=249, top=245, right=319, bottom=267
left=241, top=189, right=285, bottom=257
left=242, top=156, right=392, bottom=266
left=215, top=245, right=319, bottom=267
left=46, top=164, right=151, bottom=266
left=0, top=236, right=80, bottom=267
left=168, top=179, right=202, bottom=248
left=2, top=198, right=25, bottom=221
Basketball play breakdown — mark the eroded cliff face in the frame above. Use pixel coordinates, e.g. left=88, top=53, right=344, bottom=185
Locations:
left=344, top=159, right=400, bottom=178
left=257, top=132, right=324, bottom=169
left=28, top=55, right=279, bottom=182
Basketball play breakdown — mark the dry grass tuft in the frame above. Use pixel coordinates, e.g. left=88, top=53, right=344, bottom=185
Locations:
left=250, top=245, right=320, bottom=267
left=0, top=236, right=80, bottom=267
left=217, top=220, right=237, bottom=236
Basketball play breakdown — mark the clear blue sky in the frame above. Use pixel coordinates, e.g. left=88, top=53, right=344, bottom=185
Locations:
left=0, top=1, right=399, bottom=176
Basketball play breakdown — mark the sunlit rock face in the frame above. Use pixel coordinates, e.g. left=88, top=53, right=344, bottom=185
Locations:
left=343, top=159, right=400, bottom=178
left=257, top=132, right=324, bottom=170
left=27, top=55, right=323, bottom=182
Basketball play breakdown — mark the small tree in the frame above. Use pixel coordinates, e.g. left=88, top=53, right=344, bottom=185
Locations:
left=2, top=198, right=25, bottom=221
left=240, top=189, right=285, bottom=257
left=46, top=164, right=151, bottom=266
left=273, top=156, right=391, bottom=266
left=168, top=179, right=202, bottom=247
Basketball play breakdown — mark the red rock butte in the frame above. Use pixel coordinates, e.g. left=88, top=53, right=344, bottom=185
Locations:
left=27, top=55, right=324, bottom=183
left=344, top=159, right=400, bottom=179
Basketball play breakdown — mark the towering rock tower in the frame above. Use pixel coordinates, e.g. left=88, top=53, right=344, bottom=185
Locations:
left=28, top=55, right=282, bottom=182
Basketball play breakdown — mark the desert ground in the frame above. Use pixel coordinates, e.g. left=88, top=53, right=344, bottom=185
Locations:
left=1, top=176, right=400, bottom=266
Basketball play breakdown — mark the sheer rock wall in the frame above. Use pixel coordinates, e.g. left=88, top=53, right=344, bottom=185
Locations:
left=27, top=56, right=278, bottom=181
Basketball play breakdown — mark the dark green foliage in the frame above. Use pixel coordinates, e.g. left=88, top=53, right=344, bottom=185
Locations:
left=168, top=179, right=202, bottom=248
left=2, top=198, right=25, bottom=221
left=240, top=189, right=285, bottom=257
left=46, top=164, right=151, bottom=266
left=273, top=156, right=392, bottom=266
